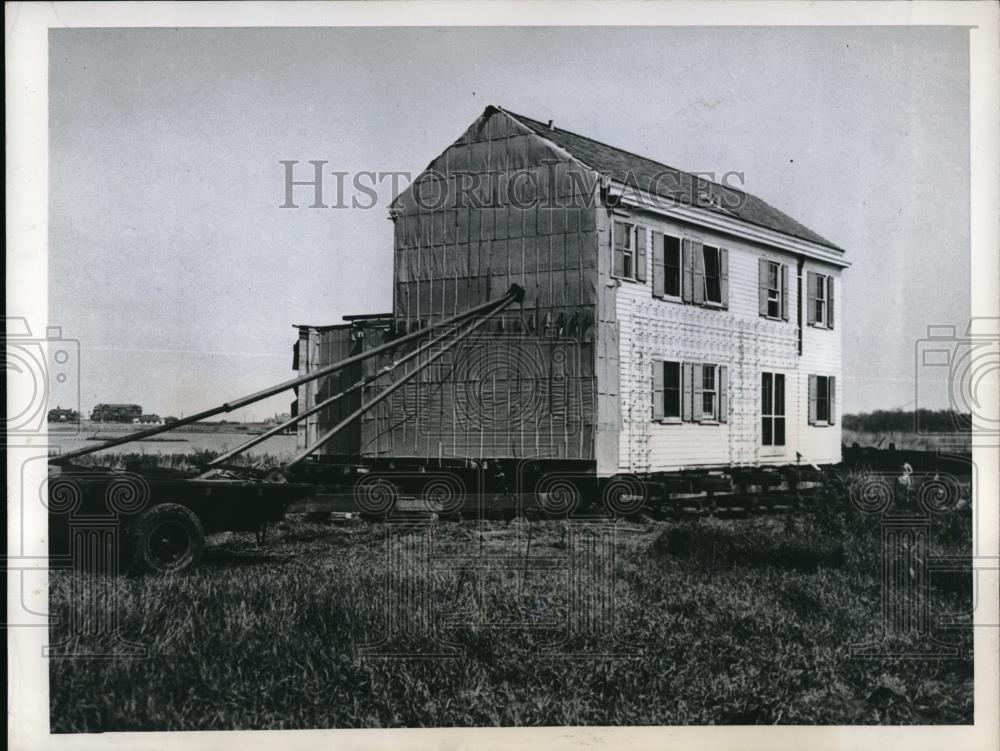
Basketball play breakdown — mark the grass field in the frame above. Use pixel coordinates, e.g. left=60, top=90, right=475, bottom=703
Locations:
left=49, top=483, right=974, bottom=730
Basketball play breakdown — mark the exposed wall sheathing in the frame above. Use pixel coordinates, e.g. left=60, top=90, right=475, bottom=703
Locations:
left=295, top=324, right=364, bottom=457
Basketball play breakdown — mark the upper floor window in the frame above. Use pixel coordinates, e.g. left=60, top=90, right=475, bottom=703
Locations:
left=758, top=259, right=789, bottom=320
left=613, top=221, right=635, bottom=279
left=613, top=221, right=647, bottom=282
left=814, top=274, right=827, bottom=324
left=807, top=271, right=835, bottom=329
left=652, top=235, right=728, bottom=309
left=702, top=245, right=723, bottom=305
left=653, top=234, right=682, bottom=299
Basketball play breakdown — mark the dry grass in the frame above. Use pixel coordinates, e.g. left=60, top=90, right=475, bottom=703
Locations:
left=49, top=483, right=974, bottom=730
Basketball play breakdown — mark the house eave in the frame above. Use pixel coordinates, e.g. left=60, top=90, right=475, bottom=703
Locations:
left=608, top=180, right=851, bottom=269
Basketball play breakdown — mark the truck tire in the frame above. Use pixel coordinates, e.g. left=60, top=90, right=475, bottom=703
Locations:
left=128, top=503, right=205, bottom=574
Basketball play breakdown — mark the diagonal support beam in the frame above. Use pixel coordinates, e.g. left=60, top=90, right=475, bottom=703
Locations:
left=51, top=285, right=524, bottom=464
left=203, top=318, right=472, bottom=469
left=285, top=293, right=519, bottom=466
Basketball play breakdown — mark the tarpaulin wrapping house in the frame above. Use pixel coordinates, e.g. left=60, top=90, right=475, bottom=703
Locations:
left=294, top=106, right=847, bottom=476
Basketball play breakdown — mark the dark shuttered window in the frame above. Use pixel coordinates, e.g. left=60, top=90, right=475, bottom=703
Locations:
left=654, top=360, right=727, bottom=425
left=664, top=236, right=681, bottom=298
left=654, top=234, right=682, bottom=299
left=652, top=360, right=683, bottom=421
left=702, top=245, right=723, bottom=305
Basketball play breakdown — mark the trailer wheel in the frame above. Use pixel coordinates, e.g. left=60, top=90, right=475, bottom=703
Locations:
left=128, top=503, right=205, bottom=574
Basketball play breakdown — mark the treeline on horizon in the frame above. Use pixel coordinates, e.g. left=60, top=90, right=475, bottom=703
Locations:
left=842, top=409, right=971, bottom=434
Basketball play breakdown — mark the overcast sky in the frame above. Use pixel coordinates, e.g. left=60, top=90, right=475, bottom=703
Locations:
left=48, top=26, right=970, bottom=420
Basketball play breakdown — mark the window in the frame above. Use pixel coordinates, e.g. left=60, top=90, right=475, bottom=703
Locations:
left=807, top=272, right=834, bottom=329
left=703, top=245, right=722, bottom=304
left=808, top=374, right=837, bottom=425
left=652, top=361, right=682, bottom=420
left=663, top=362, right=681, bottom=419
left=613, top=221, right=636, bottom=280
left=665, top=237, right=681, bottom=297
left=701, top=365, right=717, bottom=420
left=816, top=375, right=830, bottom=422
left=761, top=372, right=786, bottom=447
left=653, top=234, right=682, bottom=299
left=767, top=262, right=781, bottom=318
left=759, top=259, right=788, bottom=320
left=653, top=360, right=727, bottom=424
left=814, top=274, right=827, bottom=326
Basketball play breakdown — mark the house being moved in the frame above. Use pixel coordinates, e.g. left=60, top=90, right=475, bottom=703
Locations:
left=294, top=106, right=847, bottom=478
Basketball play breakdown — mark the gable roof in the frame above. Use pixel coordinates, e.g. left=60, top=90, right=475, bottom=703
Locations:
left=500, top=107, right=842, bottom=252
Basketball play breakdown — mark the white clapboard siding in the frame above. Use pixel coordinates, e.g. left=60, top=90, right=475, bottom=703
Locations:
left=795, top=263, right=843, bottom=465
left=610, top=214, right=842, bottom=473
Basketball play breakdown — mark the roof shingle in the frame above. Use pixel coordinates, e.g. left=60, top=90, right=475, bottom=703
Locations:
left=503, top=108, right=841, bottom=251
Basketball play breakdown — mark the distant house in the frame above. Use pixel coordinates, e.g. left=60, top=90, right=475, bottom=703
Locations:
left=47, top=407, right=80, bottom=423
left=133, top=414, right=163, bottom=425
left=90, top=403, right=142, bottom=423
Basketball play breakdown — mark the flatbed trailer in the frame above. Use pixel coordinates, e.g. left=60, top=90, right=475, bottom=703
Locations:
left=48, top=286, right=526, bottom=573
left=48, top=464, right=315, bottom=573
left=48, top=281, right=970, bottom=573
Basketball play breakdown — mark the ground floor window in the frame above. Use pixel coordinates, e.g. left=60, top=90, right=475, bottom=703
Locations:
left=761, top=372, right=785, bottom=446
left=652, top=360, right=682, bottom=420
left=701, top=364, right=718, bottom=420
left=808, top=374, right=836, bottom=425
left=652, top=360, right=727, bottom=423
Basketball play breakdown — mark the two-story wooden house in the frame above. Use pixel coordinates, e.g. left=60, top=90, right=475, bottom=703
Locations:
left=295, top=106, right=847, bottom=478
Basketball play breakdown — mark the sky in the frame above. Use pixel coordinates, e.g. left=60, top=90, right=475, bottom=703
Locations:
left=48, top=26, right=971, bottom=420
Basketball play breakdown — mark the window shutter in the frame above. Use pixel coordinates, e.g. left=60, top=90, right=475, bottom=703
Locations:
left=692, top=241, right=706, bottom=305
left=613, top=222, right=625, bottom=277
left=806, top=271, right=817, bottom=325
left=719, top=365, right=728, bottom=423
left=719, top=248, right=729, bottom=309
left=681, top=362, right=693, bottom=421
left=780, top=264, right=789, bottom=321
left=758, top=258, right=769, bottom=317
left=829, top=376, right=837, bottom=424
left=827, top=275, right=835, bottom=329
left=636, top=227, right=647, bottom=282
left=652, top=360, right=664, bottom=420
left=692, top=363, right=704, bottom=421
left=652, top=231, right=665, bottom=298
left=808, top=374, right=818, bottom=425
left=681, top=239, right=694, bottom=302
